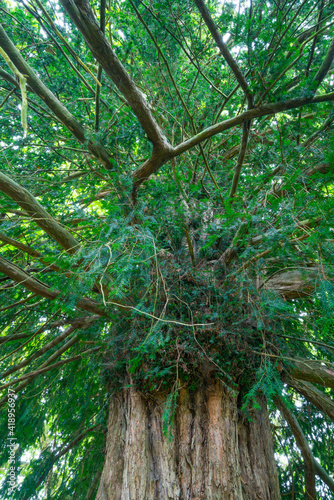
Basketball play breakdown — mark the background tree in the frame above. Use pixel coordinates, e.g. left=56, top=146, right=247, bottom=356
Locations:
left=0, top=0, right=334, bottom=498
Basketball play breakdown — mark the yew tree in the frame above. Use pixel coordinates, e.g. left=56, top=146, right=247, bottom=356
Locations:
left=0, top=0, right=334, bottom=498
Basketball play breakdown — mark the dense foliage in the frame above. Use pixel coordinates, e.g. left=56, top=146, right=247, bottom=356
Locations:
left=0, top=0, right=334, bottom=497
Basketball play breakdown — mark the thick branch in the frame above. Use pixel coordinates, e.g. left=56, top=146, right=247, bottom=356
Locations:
left=0, top=232, right=44, bottom=257
left=276, top=386, right=334, bottom=494
left=0, top=232, right=62, bottom=273
left=131, top=146, right=174, bottom=201
left=260, top=267, right=319, bottom=299
left=59, top=0, right=171, bottom=149
left=306, top=162, right=330, bottom=176
left=287, top=378, right=334, bottom=422
left=313, top=460, right=334, bottom=495
left=172, top=92, right=334, bottom=157
left=0, top=23, right=114, bottom=170
left=0, top=333, right=30, bottom=344
left=0, top=171, right=79, bottom=254
left=0, top=255, right=106, bottom=316
left=274, top=395, right=316, bottom=500
left=0, top=67, right=29, bottom=90
left=286, top=358, right=334, bottom=390
left=94, top=0, right=105, bottom=131
left=133, top=92, right=334, bottom=194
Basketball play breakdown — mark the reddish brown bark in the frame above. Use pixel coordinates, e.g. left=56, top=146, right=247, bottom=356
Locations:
left=96, top=382, right=280, bottom=499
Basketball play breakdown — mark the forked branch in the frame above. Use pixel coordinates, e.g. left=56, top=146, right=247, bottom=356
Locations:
left=286, top=358, right=334, bottom=390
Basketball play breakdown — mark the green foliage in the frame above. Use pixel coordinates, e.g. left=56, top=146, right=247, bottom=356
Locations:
left=241, top=361, right=283, bottom=415
left=162, top=385, right=179, bottom=442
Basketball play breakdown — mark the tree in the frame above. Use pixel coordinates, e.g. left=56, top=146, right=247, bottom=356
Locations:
left=0, top=0, right=334, bottom=497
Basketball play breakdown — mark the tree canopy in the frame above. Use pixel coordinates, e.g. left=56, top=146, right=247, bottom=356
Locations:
left=0, top=0, right=334, bottom=497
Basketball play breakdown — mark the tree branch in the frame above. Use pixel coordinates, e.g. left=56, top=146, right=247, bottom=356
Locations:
left=0, top=293, right=36, bottom=313
left=172, top=92, right=334, bottom=157
left=278, top=334, right=334, bottom=353
left=94, top=0, right=105, bottom=131
left=59, top=0, right=171, bottom=149
left=312, top=37, right=334, bottom=89
left=86, top=468, right=103, bottom=500
left=0, top=346, right=101, bottom=391
left=0, top=318, right=98, bottom=405
left=0, top=171, right=80, bottom=254
left=1, top=316, right=96, bottom=379
left=313, top=460, right=334, bottom=495
left=0, top=23, right=115, bottom=170
left=302, top=115, right=333, bottom=148
left=0, top=232, right=63, bottom=273
left=229, top=121, right=251, bottom=198
left=133, top=91, right=334, bottom=194
left=17, top=423, right=101, bottom=497
left=274, top=394, right=317, bottom=500
left=286, top=358, right=334, bottom=390
left=260, top=267, right=320, bottom=299
left=0, top=255, right=108, bottom=316
left=287, top=378, right=334, bottom=422
left=193, top=0, right=253, bottom=108
left=131, top=147, right=172, bottom=202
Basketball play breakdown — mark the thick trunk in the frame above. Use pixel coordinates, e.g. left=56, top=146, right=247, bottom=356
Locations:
left=96, top=382, right=280, bottom=499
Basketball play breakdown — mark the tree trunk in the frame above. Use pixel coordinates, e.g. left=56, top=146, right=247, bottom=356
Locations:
left=96, top=381, right=280, bottom=499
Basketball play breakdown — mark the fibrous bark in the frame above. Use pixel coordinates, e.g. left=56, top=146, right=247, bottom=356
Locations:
left=96, top=382, right=280, bottom=500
